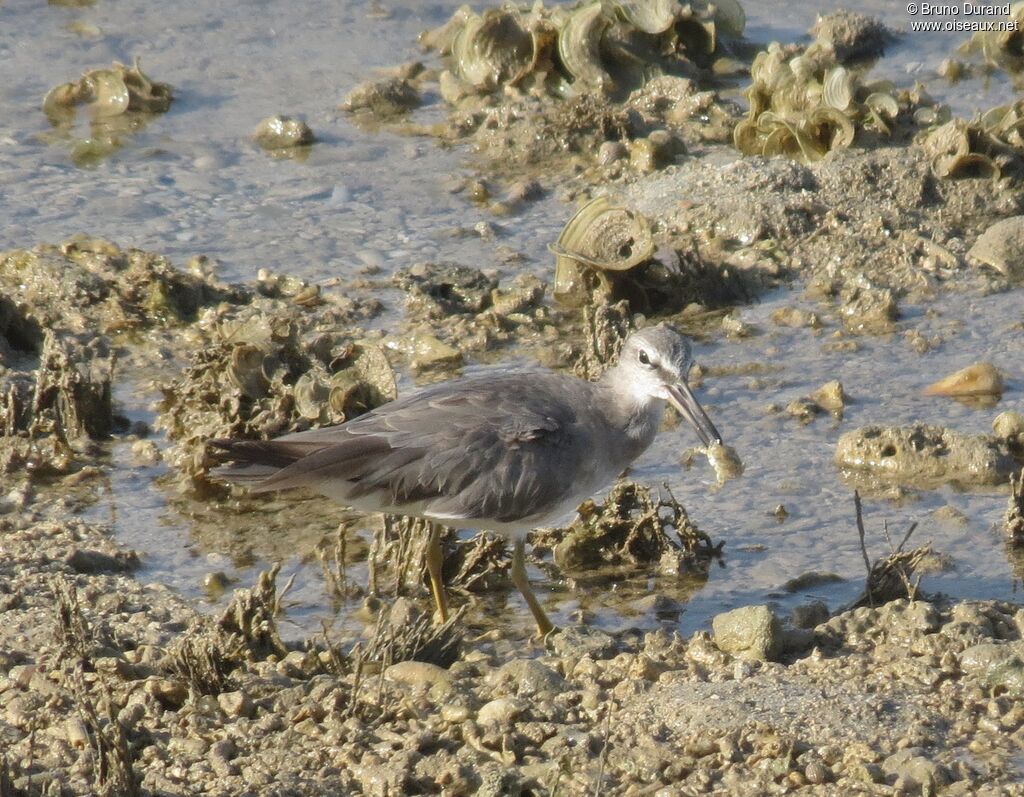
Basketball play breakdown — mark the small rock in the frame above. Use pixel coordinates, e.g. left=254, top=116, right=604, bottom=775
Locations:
left=342, top=77, right=420, bottom=118
left=217, top=690, right=255, bottom=719
left=809, top=380, right=847, bottom=412
left=489, top=659, right=568, bottom=698
left=993, top=411, right=1024, bottom=440
left=923, top=362, right=1003, bottom=398
left=782, top=571, right=844, bottom=592
left=409, top=332, right=463, bottom=373
left=812, top=10, right=892, bottom=61
left=210, top=738, right=237, bottom=761
left=146, top=677, right=188, bottom=708
left=65, top=546, right=138, bottom=574
left=791, top=600, right=830, bottom=629
left=838, top=280, right=898, bottom=335
left=960, top=642, right=1024, bottom=695
left=712, top=605, right=785, bottom=661
left=253, top=115, right=315, bottom=150
left=477, top=697, right=526, bottom=726
left=882, top=749, right=950, bottom=794
left=384, top=660, right=455, bottom=693
left=548, top=625, right=618, bottom=663
left=770, top=307, right=822, bottom=329
left=968, top=215, right=1024, bottom=278
left=130, top=438, right=160, bottom=464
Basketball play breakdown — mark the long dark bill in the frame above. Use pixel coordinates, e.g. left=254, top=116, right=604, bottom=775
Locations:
left=667, top=381, right=722, bottom=447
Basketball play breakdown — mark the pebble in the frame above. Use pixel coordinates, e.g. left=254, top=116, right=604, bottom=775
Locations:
left=959, top=643, right=1024, bottom=694
left=384, top=661, right=455, bottom=693
left=968, top=215, right=1024, bottom=278
left=488, top=659, right=568, bottom=698
left=923, top=362, right=1004, bottom=398
left=993, top=411, right=1024, bottom=441
left=146, top=677, right=188, bottom=708
left=477, top=697, right=526, bottom=726
left=218, top=690, right=256, bottom=719
left=712, top=605, right=785, bottom=661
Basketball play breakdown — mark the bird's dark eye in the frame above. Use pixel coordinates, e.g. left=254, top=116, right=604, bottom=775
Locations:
left=638, top=350, right=651, bottom=366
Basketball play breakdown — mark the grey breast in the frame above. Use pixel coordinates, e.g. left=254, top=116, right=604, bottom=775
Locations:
left=222, top=370, right=603, bottom=525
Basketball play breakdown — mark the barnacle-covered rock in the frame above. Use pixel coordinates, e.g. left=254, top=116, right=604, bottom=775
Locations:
left=835, top=423, right=1017, bottom=488
left=342, top=77, right=421, bottom=120
left=395, top=262, right=499, bottom=319
left=811, top=10, right=893, bottom=63
left=0, top=239, right=241, bottom=338
left=158, top=296, right=393, bottom=485
left=253, top=115, right=315, bottom=151
left=389, top=264, right=552, bottom=366
left=537, top=481, right=719, bottom=576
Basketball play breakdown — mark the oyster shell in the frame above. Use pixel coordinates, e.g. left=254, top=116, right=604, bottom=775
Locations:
left=551, top=196, right=655, bottom=306
left=227, top=344, right=271, bottom=400
left=822, top=66, right=854, bottom=112
left=454, top=8, right=536, bottom=90
left=558, top=2, right=612, bottom=89
left=616, top=0, right=680, bottom=35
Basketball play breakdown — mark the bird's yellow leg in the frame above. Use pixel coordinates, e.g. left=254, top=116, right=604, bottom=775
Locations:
left=510, top=538, right=555, bottom=637
left=426, top=522, right=449, bottom=624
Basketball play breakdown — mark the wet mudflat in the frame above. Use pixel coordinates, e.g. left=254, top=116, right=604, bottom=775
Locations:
left=3, top=0, right=1024, bottom=794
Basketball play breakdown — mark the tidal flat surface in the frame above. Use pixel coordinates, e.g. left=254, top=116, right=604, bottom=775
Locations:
left=2, top=0, right=1023, bottom=642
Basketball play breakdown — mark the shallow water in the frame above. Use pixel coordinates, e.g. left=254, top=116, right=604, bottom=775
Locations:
left=3, top=0, right=1023, bottom=640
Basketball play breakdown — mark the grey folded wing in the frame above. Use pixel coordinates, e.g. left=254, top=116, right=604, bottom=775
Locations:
left=210, top=374, right=589, bottom=524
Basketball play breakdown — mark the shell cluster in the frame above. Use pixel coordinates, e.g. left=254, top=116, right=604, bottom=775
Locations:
left=158, top=298, right=396, bottom=485
left=734, top=42, right=910, bottom=163
left=43, top=57, right=172, bottom=121
left=919, top=100, right=1024, bottom=180
left=959, top=1, right=1024, bottom=75
left=41, top=58, right=173, bottom=165
left=422, top=0, right=745, bottom=102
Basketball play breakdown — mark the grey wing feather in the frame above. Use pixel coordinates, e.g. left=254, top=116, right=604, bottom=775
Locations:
left=225, top=372, right=589, bottom=523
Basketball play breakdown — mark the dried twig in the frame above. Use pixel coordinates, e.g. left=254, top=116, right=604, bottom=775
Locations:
left=1005, top=469, right=1024, bottom=545
left=850, top=493, right=930, bottom=610
left=854, top=490, right=874, bottom=607
left=592, top=698, right=615, bottom=797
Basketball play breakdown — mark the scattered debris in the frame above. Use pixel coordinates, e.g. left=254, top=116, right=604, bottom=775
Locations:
left=849, top=490, right=931, bottom=609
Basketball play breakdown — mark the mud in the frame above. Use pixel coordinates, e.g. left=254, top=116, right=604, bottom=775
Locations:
left=4, top=495, right=1024, bottom=795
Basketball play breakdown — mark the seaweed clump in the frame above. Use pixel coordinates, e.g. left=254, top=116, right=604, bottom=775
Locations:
left=534, top=480, right=721, bottom=575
